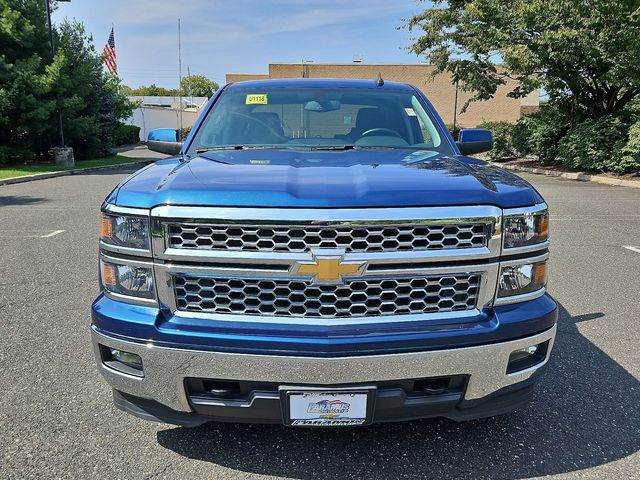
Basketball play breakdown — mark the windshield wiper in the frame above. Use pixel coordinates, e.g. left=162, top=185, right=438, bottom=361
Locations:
left=308, top=145, right=356, bottom=151
left=196, top=145, right=302, bottom=154
left=353, top=145, right=403, bottom=150
left=196, top=145, right=244, bottom=153
left=308, top=145, right=398, bottom=151
left=196, top=144, right=406, bottom=154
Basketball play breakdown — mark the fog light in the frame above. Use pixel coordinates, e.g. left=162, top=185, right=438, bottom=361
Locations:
left=506, top=341, right=549, bottom=374
left=511, top=345, right=538, bottom=359
left=100, top=345, right=144, bottom=377
left=110, top=349, right=143, bottom=368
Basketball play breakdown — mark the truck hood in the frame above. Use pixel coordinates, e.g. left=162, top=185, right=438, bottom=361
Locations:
left=111, top=149, right=543, bottom=209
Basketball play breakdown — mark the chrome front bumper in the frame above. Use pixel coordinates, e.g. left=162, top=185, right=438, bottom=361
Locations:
left=92, top=324, right=556, bottom=414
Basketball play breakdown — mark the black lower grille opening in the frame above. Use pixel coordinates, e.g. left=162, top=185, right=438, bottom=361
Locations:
left=186, top=376, right=468, bottom=402
left=414, top=377, right=456, bottom=395
left=202, top=380, right=242, bottom=398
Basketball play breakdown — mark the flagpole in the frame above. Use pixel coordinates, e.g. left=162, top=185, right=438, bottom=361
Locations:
left=178, top=18, right=183, bottom=137
left=45, top=0, right=65, bottom=148
left=188, top=66, right=193, bottom=107
left=112, top=23, right=119, bottom=94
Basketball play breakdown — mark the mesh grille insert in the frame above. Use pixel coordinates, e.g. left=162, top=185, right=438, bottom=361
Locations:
left=167, top=223, right=488, bottom=253
left=174, top=274, right=481, bottom=319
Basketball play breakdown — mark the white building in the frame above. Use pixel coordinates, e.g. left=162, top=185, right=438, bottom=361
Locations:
left=125, top=96, right=209, bottom=141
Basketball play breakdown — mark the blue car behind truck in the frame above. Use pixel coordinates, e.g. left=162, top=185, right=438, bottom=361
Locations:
left=92, top=78, right=557, bottom=427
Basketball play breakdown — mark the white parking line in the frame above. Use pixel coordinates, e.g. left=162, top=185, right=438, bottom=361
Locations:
left=622, top=246, right=640, bottom=254
left=41, top=230, right=65, bottom=238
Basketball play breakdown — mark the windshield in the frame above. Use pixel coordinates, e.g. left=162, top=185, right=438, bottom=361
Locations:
left=188, top=87, right=453, bottom=155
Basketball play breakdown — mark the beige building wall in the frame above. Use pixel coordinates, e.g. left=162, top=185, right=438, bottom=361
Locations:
left=226, top=63, right=538, bottom=128
left=226, top=73, right=270, bottom=83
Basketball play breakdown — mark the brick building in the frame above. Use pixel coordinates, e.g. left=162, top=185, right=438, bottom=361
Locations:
left=226, top=63, right=539, bottom=128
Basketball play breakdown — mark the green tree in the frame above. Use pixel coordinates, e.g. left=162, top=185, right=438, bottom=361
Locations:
left=119, top=84, right=134, bottom=95
left=48, top=20, right=136, bottom=159
left=0, top=1, right=136, bottom=163
left=407, top=0, right=640, bottom=121
left=180, top=74, right=219, bottom=98
left=0, top=0, right=56, bottom=162
left=126, top=84, right=178, bottom=96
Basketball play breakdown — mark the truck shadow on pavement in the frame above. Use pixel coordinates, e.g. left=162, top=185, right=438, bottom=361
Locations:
left=0, top=195, right=48, bottom=206
left=156, top=304, right=640, bottom=479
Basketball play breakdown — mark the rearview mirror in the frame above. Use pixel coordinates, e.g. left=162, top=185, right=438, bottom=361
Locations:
left=456, top=128, right=493, bottom=156
left=147, top=128, right=183, bottom=156
left=304, top=100, right=341, bottom=112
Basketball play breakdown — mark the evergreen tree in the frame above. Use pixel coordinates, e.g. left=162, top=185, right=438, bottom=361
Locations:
left=0, top=0, right=57, bottom=162
left=0, top=1, right=136, bottom=163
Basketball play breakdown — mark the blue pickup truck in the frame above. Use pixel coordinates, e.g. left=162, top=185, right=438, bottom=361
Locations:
left=92, top=78, right=556, bottom=427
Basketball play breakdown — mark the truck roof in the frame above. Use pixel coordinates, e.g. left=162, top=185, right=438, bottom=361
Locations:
left=226, top=77, right=416, bottom=91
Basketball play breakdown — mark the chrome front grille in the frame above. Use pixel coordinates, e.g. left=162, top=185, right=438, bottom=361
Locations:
left=152, top=206, right=502, bottom=325
left=174, top=274, right=481, bottom=318
left=167, top=223, right=488, bottom=253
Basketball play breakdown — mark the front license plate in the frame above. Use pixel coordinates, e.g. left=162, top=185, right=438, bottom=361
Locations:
left=282, top=388, right=374, bottom=427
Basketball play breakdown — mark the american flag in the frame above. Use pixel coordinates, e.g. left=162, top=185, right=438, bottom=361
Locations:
left=103, top=28, right=117, bottom=76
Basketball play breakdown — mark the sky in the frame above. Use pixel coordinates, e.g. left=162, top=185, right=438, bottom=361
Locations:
left=53, top=0, right=428, bottom=89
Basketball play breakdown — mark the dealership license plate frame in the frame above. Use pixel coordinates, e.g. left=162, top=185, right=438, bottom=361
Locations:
left=280, top=386, right=376, bottom=427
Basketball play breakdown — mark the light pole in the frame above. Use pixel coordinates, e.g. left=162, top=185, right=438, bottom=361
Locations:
left=452, top=79, right=459, bottom=139
left=45, top=0, right=74, bottom=166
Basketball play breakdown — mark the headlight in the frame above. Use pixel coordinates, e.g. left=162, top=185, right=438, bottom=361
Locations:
left=497, top=259, right=548, bottom=299
left=101, top=260, right=155, bottom=300
left=503, top=208, right=549, bottom=249
left=101, top=214, right=150, bottom=250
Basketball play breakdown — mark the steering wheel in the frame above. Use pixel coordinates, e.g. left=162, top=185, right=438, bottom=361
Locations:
left=360, top=128, right=403, bottom=138
left=228, top=111, right=287, bottom=142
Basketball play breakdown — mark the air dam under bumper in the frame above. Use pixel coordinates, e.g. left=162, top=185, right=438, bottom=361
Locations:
left=92, top=325, right=556, bottom=426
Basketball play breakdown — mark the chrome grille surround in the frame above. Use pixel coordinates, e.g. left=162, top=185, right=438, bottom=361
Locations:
left=174, top=274, right=481, bottom=318
left=150, top=206, right=503, bottom=326
left=167, top=223, right=488, bottom=253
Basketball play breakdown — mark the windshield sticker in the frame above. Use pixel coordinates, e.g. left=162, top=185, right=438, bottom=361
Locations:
left=246, top=94, right=268, bottom=105
left=404, top=108, right=417, bottom=116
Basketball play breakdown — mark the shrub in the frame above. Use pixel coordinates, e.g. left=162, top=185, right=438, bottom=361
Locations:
left=558, top=113, right=640, bottom=173
left=510, top=119, right=533, bottom=157
left=179, top=126, right=192, bottom=141
left=476, top=121, right=519, bottom=160
left=113, top=123, right=141, bottom=146
left=521, top=106, right=569, bottom=164
left=445, top=123, right=461, bottom=141
left=620, top=120, right=640, bottom=172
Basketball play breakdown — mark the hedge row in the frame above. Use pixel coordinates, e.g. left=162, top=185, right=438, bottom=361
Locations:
left=113, top=123, right=141, bottom=146
left=476, top=105, right=640, bottom=174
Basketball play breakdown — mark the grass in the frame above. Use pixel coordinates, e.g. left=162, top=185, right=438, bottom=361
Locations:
left=0, top=155, right=141, bottom=180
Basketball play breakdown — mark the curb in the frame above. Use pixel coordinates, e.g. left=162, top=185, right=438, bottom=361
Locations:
left=0, top=160, right=152, bottom=187
left=492, top=162, right=640, bottom=189
left=111, top=144, right=148, bottom=154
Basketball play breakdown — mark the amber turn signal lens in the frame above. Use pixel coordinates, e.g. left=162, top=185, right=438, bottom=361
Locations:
left=533, top=262, right=548, bottom=285
left=538, top=214, right=549, bottom=238
left=102, top=262, right=117, bottom=287
left=101, top=217, right=113, bottom=239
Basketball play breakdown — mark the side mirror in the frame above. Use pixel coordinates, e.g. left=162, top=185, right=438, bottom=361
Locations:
left=456, top=128, right=493, bottom=155
left=147, top=128, right=183, bottom=156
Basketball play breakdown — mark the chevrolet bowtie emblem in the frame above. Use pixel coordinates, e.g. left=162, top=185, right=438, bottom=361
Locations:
left=295, top=254, right=366, bottom=284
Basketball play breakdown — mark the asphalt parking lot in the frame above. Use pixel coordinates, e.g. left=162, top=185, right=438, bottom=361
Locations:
left=0, top=166, right=639, bottom=480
